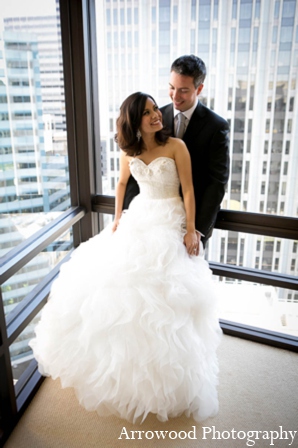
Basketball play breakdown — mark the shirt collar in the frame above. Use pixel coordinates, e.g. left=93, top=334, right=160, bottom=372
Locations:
left=173, top=99, right=198, bottom=120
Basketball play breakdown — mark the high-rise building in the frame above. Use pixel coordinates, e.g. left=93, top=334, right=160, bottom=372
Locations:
left=0, top=28, right=72, bottom=376
left=3, top=11, right=71, bottom=213
left=0, top=31, right=44, bottom=216
left=95, top=0, right=298, bottom=309
left=4, top=13, right=65, bottom=133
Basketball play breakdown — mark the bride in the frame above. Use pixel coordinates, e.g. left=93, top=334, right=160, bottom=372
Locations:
left=30, top=92, right=222, bottom=424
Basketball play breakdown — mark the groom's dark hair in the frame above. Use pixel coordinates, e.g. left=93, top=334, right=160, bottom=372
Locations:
left=115, top=92, right=170, bottom=156
left=171, top=55, right=206, bottom=88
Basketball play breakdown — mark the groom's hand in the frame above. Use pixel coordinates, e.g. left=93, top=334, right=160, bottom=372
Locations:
left=194, top=230, right=201, bottom=256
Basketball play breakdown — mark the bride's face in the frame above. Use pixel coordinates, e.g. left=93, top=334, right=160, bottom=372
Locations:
left=140, top=98, right=163, bottom=136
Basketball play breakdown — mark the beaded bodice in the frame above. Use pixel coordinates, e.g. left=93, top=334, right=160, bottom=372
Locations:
left=129, top=157, right=180, bottom=199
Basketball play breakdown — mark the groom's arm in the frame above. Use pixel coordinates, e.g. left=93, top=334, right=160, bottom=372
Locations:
left=196, top=122, right=230, bottom=242
left=122, top=175, right=140, bottom=210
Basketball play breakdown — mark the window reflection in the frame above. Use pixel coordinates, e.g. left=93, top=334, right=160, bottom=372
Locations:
left=2, top=228, right=73, bottom=319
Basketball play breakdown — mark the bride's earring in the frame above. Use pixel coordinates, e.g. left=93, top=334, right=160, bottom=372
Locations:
left=136, top=129, right=141, bottom=142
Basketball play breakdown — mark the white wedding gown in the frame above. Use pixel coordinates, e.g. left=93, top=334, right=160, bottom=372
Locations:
left=30, top=156, right=222, bottom=423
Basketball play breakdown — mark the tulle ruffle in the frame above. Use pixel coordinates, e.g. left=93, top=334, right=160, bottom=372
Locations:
left=30, top=194, right=222, bottom=423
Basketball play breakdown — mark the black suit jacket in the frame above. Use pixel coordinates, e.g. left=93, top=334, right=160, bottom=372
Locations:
left=123, top=101, right=230, bottom=246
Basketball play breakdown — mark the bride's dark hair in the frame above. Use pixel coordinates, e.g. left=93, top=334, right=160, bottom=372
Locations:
left=114, top=92, right=171, bottom=156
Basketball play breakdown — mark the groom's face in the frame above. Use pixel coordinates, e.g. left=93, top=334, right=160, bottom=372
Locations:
left=169, top=72, right=203, bottom=112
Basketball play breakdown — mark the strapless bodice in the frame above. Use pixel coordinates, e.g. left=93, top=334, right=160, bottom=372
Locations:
left=129, top=157, right=180, bottom=199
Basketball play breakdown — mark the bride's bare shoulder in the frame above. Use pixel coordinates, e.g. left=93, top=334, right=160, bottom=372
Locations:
left=168, top=136, right=186, bottom=145
left=167, top=137, right=187, bottom=153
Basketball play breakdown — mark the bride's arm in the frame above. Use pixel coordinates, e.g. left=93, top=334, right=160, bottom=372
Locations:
left=112, top=151, right=131, bottom=232
left=174, top=141, right=199, bottom=255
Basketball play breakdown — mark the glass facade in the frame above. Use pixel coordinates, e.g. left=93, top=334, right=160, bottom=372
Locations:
left=2, top=228, right=72, bottom=320
left=94, top=0, right=298, bottom=333
left=95, top=0, right=298, bottom=216
left=0, top=0, right=72, bottom=389
left=9, top=311, right=42, bottom=384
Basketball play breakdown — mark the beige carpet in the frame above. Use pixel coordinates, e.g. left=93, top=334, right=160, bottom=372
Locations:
left=5, top=335, right=298, bottom=448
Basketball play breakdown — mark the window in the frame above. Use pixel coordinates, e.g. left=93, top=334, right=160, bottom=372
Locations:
left=106, top=9, right=111, bottom=25
left=172, top=6, right=177, bottom=22
left=152, top=7, right=156, bottom=23
left=1, top=3, right=298, bottom=443
left=232, top=0, right=237, bottom=19
left=280, top=202, right=285, bottom=213
left=95, top=0, right=298, bottom=368
left=261, top=182, right=266, bottom=194
left=113, top=8, right=118, bottom=25
left=0, top=0, right=72, bottom=418
left=283, top=162, right=288, bottom=175
left=0, top=8, right=96, bottom=448
left=265, top=119, right=270, bottom=133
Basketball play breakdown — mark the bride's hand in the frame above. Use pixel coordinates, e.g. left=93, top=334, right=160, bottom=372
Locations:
left=184, top=231, right=199, bottom=256
left=112, top=219, right=120, bottom=232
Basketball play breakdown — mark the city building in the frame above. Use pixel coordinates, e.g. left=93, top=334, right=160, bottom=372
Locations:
left=0, top=28, right=72, bottom=373
left=96, top=0, right=298, bottom=312
left=3, top=12, right=72, bottom=212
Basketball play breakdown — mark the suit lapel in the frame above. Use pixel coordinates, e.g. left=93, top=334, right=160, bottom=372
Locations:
left=162, top=102, right=206, bottom=141
left=162, top=101, right=206, bottom=146
left=183, top=102, right=206, bottom=141
left=161, top=104, right=175, bottom=135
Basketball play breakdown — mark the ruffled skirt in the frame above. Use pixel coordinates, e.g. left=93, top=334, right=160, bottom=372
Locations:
left=30, top=194, right=222, bottom=423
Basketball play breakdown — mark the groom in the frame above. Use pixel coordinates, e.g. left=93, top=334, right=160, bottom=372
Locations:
left=123, top=54, right=230, bottom=249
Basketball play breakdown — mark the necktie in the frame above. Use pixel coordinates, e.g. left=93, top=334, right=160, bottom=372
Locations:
left=175, top=113, right=186, bottom=139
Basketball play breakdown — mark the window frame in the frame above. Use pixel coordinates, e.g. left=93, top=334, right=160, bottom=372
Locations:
left=0, top=0, right=99, bottom=443
left=1, top=0, right=298, bottom=444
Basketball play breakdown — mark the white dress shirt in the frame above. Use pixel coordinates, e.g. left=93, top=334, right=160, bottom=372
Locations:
left=173, top=100, right=198, bottom=137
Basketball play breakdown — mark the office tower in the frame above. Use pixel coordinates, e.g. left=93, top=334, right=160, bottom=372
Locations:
left=0, top=28, right=72, bottom=376
left=0, top=31, right=44, bottom=216
left=4, top=12, right=71, bottom=213
left=96, top=0, right=297, bottom=308
left=4, top=13, right=65, bottom=134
